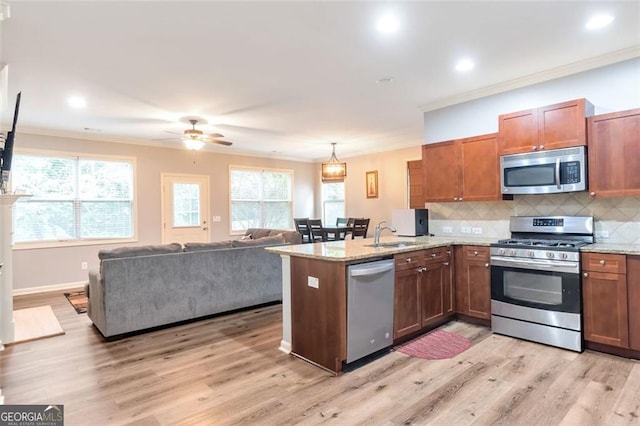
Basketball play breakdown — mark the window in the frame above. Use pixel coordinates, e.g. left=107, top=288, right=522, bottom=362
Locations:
left=11, top=152, right=135, bottom=245
left=322, top=182, right=345, bottom=226
left=230, top=166, right=293, bottom=232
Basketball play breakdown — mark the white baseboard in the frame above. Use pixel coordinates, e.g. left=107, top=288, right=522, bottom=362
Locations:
left=279, top=340, right=292, bottom=354
left=12, top=281, right=86, bottom=296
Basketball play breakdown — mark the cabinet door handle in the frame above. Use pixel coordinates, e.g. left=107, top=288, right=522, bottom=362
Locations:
left=539, top=145, right=544, bottom=150
left=590, top=192, right=596, bottom=197
left=599, top=260, right=605, bottom=265
left=406, top=258, right=412, bottom=262
left=473, top=250, right=478, bottom=256
left=444, top=262, right=449, bottom=266
left=453, top=197, right=458, bottom=201
left=431, top=253, right=437, bottom=257
left=485, top=263, right=489, bottom=268
left=532, top=145, right=538, bottom=151
left=583, top=272, right=589, bottom=278
left=459, top=197, right=463, bottom=201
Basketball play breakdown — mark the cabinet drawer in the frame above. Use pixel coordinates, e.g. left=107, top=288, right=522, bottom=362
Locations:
left=424, top=246, right=450, bottom=264
left=462, top=246, right=490, bottom=262
left=395, top=251, right=424, bottom=271
left=582, top=253, right=626, bottom=274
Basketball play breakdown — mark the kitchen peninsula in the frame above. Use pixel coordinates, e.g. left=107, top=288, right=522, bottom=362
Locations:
left=266, top=235, right=496, bottom=373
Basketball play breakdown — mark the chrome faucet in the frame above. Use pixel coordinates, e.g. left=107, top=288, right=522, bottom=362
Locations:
left=374, top=221, right=396, bottom=244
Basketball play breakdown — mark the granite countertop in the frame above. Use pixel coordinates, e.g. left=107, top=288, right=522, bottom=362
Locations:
left=580, top=243, right=640, bottom=255
left=265, top=235, right=497, bottom=262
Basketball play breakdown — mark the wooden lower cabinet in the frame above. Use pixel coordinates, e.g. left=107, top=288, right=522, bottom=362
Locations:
left=582, top=253, right=629, bottom=348
left=455, top=246, right=491, bottom=320
left=421, top=262, right=448, bottom=327
left=628, top=256, right=640, bottom=351
left=394, top=247, right=453, bottom=339
left=393, top=267, right=422, bottom=338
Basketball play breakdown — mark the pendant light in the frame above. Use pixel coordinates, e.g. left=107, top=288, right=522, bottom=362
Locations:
left=321, top=142, right=347, bottom=182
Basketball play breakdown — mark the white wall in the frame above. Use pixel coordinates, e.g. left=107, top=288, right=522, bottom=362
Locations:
left=423, top=58, right=640, bottom=143
left=12, top=133, right=316, bottom=290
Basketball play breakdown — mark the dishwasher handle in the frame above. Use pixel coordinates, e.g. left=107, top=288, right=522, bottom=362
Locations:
left=349, top=262, right=395, bottom=277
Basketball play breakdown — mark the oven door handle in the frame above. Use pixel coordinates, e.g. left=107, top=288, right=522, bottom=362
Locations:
left=490, top=256, right=579, bottom=274
left=555, top=157, right=561, bottom=189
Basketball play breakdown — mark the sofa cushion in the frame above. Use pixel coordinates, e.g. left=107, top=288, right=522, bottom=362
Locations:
left=98, top=243, right=183, bottom=260
left=232, top=234, right=285, bottom=248
left=183, top=241, right=234, bottom=252
left=245, top=228, right=273, bottom=240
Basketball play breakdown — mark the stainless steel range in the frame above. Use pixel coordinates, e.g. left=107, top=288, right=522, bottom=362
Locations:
left=490, top=216, right=594, bottom=352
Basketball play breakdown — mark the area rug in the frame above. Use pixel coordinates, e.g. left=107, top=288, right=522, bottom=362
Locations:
left=396, top=329, right=471, bottom=360
left=64, top=291, right=87, bottom=314
left=13, top=305, right=65, bottom=343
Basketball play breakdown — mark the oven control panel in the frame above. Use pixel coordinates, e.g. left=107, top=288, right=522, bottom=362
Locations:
left=533, top=218, right=564, bottom=227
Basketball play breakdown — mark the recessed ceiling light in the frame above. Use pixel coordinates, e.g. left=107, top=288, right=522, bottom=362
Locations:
left=455, top=59, right=475, bottom=72
left=68, top=96, right=87, bottom=108
left=376, top=76, right=394, bottom=84
left=585, top=14, right=614, bottom=30
left=376, top=14, right=400, bottom=34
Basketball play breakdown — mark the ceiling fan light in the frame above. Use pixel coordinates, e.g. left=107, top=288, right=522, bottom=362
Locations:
left=321, top=142, right=347, bottom=182
left=183, top=138, right=205, bottom=150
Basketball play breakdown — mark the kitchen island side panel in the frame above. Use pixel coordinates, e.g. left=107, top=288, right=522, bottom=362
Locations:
left=291, top=257, right=347, bottom=373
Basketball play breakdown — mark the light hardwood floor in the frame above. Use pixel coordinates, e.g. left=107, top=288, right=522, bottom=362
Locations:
left=1, top=290, right=639, bottom=425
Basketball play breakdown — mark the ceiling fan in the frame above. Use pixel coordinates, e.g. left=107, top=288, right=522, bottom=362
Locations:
left=181, top=119, right=233, bottom=149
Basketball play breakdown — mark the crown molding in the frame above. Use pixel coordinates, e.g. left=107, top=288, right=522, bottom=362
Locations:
left=18, top=127, right=316, bottom=163
left=419, top=46, right=640, bottom=113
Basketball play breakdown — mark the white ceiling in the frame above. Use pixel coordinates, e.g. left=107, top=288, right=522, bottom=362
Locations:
left=1, top=1, right=639, bottom=161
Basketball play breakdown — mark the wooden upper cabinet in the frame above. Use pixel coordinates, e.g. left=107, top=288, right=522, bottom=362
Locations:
left=407, top=160, right=425, bottom=209
left=587, top=108, right=640, bottom=198
left=497, top=108, right=538, bottom=155
left=498, top=98, right=593, bottom=155
left=423, top=141, right=459, bottom=202
left=460, top=134, right=499, bottom=202
left=423, top=134, right=500, bottom=203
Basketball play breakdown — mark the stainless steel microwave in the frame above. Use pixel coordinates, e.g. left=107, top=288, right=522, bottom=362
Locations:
left=500, top=146, right=587, bottom=195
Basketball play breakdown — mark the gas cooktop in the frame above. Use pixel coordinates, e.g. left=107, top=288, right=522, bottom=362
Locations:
left=496, top=238, right=590, bottom=249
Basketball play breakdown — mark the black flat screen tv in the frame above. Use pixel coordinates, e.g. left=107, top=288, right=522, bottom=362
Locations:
left=1, top=91, right=21, bottom=192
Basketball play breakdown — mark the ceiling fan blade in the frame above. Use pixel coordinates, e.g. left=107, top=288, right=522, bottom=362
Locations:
left=207, top=132, right=224, bottom=138
left=209, top=139, right=233, bottom=146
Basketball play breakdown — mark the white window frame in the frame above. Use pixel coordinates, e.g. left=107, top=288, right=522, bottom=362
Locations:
left=228, top=165, right=294, bottom=235
left=321, top=181, right=345, bottom=226
left=11, top=148, right=138, bottom=249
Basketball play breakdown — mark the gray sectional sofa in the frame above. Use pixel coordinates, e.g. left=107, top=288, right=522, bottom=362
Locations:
left=87, top=228, right=300, bottom=339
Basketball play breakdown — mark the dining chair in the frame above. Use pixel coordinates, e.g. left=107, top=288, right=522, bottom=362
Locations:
left=307, top=219, right=326, bottom=242
left=294, top=217, right=312, bottom=243
left=351, top=218, right=370, bottom=239
left=336, top=217, right=349, bottom=227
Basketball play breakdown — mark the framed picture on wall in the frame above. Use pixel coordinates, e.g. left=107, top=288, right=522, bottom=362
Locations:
left=366, top=170, right=378, bottom=198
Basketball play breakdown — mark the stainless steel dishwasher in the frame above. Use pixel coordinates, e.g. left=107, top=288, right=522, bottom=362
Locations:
left=346, top=258, right=395, bottom=363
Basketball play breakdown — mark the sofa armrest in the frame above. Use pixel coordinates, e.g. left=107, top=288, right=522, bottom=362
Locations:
left=87, top=269, right=106, bottom=331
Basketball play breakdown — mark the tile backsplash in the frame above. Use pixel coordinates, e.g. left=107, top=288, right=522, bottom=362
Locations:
left=427, top=193, right=640, bottom=244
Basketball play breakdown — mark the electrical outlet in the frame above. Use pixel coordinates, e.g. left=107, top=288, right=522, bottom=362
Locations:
left=472, top=227, right=483, bottom=235
left=461, top=226, right=471, bottom=234
left=595, top=230, right=610, bottom=239
left=308, top=276, right=319, bottom=288
left=81, top=261, right=88, bottom=270
left=442, top=226, right=453, bottom=234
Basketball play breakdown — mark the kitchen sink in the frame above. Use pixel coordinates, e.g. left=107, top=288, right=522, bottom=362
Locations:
left=364, top=241, right=422, bottom=248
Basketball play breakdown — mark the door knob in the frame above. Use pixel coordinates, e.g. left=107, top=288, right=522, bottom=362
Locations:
left=202, top=227, right=208, bottom=231
left=583, top=272, right=589, bottom=278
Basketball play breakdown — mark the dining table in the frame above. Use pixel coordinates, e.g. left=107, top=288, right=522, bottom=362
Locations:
left=322, top=226, right=353, bottom=241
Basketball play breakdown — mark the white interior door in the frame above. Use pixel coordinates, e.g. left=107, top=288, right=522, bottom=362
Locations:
left=161, top=173, right=210, bottom=244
